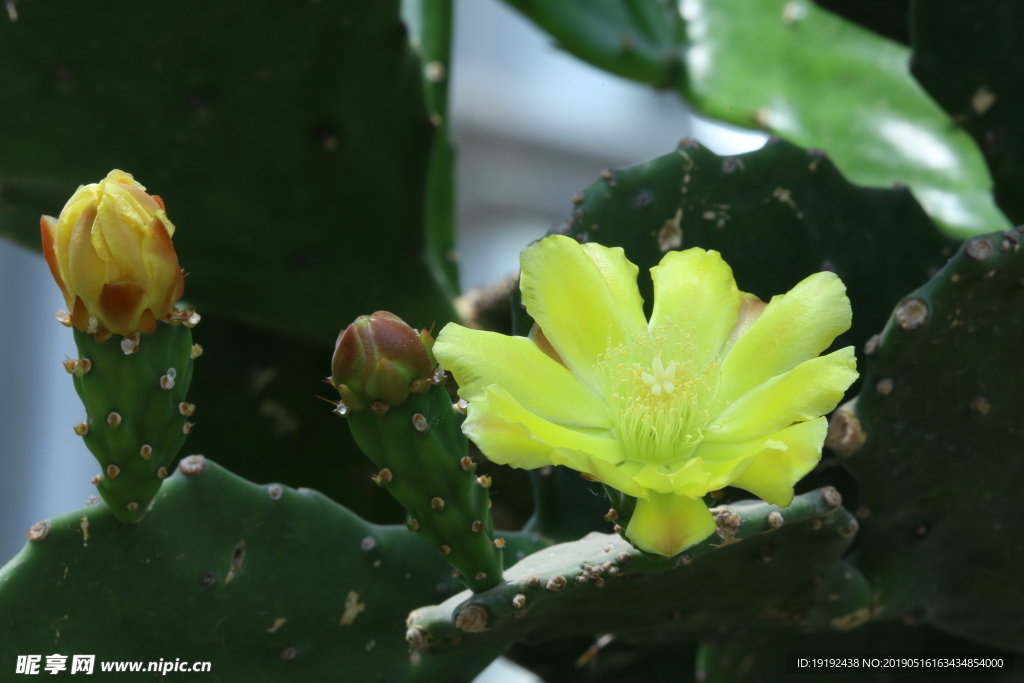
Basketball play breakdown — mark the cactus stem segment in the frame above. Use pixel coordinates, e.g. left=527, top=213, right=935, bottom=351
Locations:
left=346, top=383, right=504, bottom=593
left=69, top=307, right=197, bottom=519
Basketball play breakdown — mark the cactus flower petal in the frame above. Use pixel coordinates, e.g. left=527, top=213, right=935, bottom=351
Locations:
left=649, top=248, right=744, bottom=368
left=519, top=236, right=647, bottom=393
left=435, top=235, right=856, bottom=557
left=41, top=170, right=185, bottom=337
left=550, top=448, right=646, bottom=499
left=433, top=325, right=611, bottom=428
left=707, top=347, right=858, bottom=442
left=463, top=407, right=566, bottom=470
left=728, top=417, right=829, bottom=507
left=477, top=385, right=625, bottom=465
left=40, top=216, right=66, bottom=300
left=719, top=272, right=852, bottom=405
left=626, top=491, right=717, bottom=557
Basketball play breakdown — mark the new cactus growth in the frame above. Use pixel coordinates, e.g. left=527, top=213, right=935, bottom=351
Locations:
left=333, top=312, right=505, bottom=592
left=42, top=171, right=198, bottom=522
left=331, top=311, right=437, bottom=412
left=71, top=324, right=196, bottom=522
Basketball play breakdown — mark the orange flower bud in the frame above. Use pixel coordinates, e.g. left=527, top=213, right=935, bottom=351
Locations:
left=40, top=170, right=185, bottom=337
left=331, top=312, right=436, bottom=410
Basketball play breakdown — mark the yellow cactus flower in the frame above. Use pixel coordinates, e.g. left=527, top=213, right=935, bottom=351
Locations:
left=41, top=170, right=185, bottom=337
left=434, top=235, right=857, bottom=557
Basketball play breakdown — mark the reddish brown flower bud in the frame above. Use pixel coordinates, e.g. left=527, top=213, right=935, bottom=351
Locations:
left=331, top=311, right=435, bottom=410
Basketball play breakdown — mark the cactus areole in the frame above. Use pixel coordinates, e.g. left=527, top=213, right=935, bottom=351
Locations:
left=434, top=235, right=858, bottom=556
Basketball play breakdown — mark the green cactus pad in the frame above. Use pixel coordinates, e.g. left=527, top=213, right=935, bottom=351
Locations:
left=0, top=459, right=547, bottom=682
left=838, top=227, right=1024, bottom=651
left=501, top=0, right=1006, bottom=238
left=72, top=324, right=195, bottom=522
left=403, top=0, right=459, bottom=300
left=911, top=1, right=1024, bottom=225
left=407, top=489, right=866, bottom=651
left=347, top=386, right=507, bottom=593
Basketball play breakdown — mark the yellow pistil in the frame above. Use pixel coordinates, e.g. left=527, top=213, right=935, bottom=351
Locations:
left=642, top=356, right=676, bottom=395
left=600, top=330, right=718, bottom=466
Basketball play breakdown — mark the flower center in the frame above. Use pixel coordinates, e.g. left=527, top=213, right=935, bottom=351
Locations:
left=596, top=327, right=720, bottom=465
left=641, top=356, right=676, bottom=396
